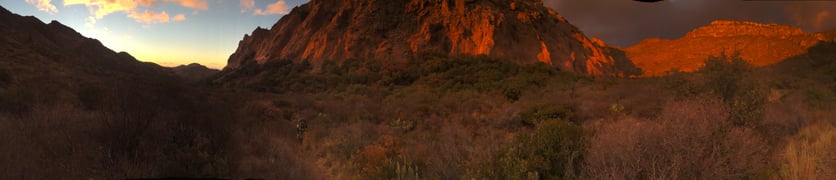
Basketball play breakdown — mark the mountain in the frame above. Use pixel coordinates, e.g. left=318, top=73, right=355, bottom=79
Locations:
left=224, top=0, right=630, bottom=76
left=172, top=63, right=219, bottom=82
left=625, top=20, right=828, bottom=76
left=0, top=6, right=241, bottom=178
left=0, top=6, right=174, bottom=84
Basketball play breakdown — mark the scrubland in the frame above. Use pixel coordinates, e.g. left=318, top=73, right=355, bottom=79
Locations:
left=1, top=43, right=834, bottom=179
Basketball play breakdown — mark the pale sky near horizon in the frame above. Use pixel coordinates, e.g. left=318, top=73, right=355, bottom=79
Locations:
left=1, top=0, right=308, bottom=69
left=2, top=0, right=835, bottom=69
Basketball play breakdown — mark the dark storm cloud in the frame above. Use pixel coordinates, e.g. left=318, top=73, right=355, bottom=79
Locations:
left=543, top=0, right=836, bottom=47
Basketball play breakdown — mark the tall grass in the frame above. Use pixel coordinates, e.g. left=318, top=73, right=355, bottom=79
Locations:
left=781, top=122, right=836, bottom=180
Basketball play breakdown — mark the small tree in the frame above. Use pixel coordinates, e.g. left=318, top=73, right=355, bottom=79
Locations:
left=700, top=53, right=766, bottom=127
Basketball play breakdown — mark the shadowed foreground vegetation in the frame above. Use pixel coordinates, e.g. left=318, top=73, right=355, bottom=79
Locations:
left=2, top=42, right=835, bottom=179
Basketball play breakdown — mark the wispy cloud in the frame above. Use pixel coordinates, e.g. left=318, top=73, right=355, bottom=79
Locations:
left=172, top=14, right=187, bottom=22
left=127, top=9, right=171, bottom=24
left=62, top=0, right=205, bottom=25
left=240, top=0, right=255, bottom=13
left=24, top=0, right=58, bottom=14
left=167, top=0, right=208, bottom=10
left=246, top=0, right=289, bottom=15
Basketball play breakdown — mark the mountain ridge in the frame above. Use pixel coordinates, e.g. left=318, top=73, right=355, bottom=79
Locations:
left=625, top=20, right=828, bottom=76
left=224, top=0, right=633, bottom=76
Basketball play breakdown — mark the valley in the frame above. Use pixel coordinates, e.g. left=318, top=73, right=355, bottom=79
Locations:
left=0, top=0, right=834, bottom=179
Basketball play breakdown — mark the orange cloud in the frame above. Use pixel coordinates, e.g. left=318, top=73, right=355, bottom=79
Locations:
left=127, top=9, right=170, bottom=24
left=254, top=0, right=289, bottom=15
left=172, top=14, right=187, bottom=21
left=63, top=0, right=206, bottom=25
left=240, top=0, right=255, bottom=12
left=163, top=0, right=208, bottom=11
left=25, top=0, right=58, bottom=14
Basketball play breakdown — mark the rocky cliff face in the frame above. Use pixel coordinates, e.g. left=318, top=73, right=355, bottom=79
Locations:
left=625, top=20, right=827, bottom=76
left=226, top=0, right=625, bottom=75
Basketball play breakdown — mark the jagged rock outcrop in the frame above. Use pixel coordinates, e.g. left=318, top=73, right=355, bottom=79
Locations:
left=625, top=20, right=827, bottom=76
left=225, top=0, right=628, bottom=76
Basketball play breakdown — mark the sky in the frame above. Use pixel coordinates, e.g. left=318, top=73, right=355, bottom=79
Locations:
left=2, top=0, right=836, bottom=69
left=0, top=0, right=308, bottom=69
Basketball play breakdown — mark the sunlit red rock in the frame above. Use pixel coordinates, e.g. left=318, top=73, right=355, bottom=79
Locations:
left=626, top=20, right=825, bottom=76
left=226, top=0, right=622, bottom=75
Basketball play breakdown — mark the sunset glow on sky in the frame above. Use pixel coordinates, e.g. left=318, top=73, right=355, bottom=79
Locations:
left=1, top=0, right=308, bottom=69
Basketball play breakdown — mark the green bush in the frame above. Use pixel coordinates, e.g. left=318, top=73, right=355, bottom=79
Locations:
left=520, top=103, right=574, bottom=126
left=225, top=54, right=567, bottom=101
left=467, top=120, right=587, bottom=179
left=701, top=53, right=755, bottom=103
left=700, top=53, right=766, bottom=127
left=663, top=69, right=701, bottom=98
left=503, top=87, right=522, bottom=102
left=804, top=87, right=836, bottom=110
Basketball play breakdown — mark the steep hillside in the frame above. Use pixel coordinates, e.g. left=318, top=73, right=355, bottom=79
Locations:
left=223, top=0, right=628, bottom=76
left=0, top=6, right=242, bottom=178
left=0, top=6, right=175, bottom=84
left=625, top=20, right=827, bottom=76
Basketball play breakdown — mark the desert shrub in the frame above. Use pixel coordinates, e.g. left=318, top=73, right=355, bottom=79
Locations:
left=0, top=67, right=10, bottom=87
left=77, top=84, right=105, bottom=110
left=700, top=53, right=767, bottom=127
left=389, top=118, right=416, bottom=133
left=468, top=120, right=586, bottom=179
left=803, top=87, right=836, bottom=110
left=502, top=87, right=522, bottom=102
left=349, top=135, right=426, bottom=179
left=583, top=99, right=771, bottom=179
left=382, top=54, right=558, bottom=100
left=520, top=103, right=574, bottom=125
left=701, top=54, right=754, bottom=101
left=376, top=155, right=422, bottom=180
left=780, top=122, right=836, bottom=180
left=0, top=87, right=33, bottom=115
left=663, top=69, right=701, bottom=98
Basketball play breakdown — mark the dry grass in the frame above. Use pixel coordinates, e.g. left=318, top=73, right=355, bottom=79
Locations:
left=781, top=121, right=836, bottom=180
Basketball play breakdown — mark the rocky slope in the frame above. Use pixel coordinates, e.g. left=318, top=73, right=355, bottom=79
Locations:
left=625, top=20, right=828, bottom=76
left=225, top=0, right=631, bottom=76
